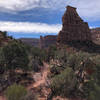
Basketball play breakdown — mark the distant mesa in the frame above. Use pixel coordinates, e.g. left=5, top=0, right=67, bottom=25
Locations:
left=40, top=35, right=57, bottom=48
left=18, top=38, right=40, bottom=47
left=18, top=35, right=57, bottom=48
left=57, top=5, right=91, bottom=44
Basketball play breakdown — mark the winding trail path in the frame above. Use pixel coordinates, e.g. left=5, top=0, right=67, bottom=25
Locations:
left=0, top=96, right=6, bottom=100
left=28, top=62, right=50, bottom=90
left=33, top=63, right=49, bottom=88
left=27, top=62, right=50, bottom=100
left=0, top=63, right=50, bottom=100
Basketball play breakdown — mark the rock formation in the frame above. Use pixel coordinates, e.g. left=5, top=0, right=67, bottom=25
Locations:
left=18, top=35, right=57, bottom=48
left=0, top=31, right=12, bottom=46
left=40, top=35, right=57, bottom=48
left=57, top=6, right=91, bottom=44
left=91, top=27, right=100, bottom=39
left=18, top=38, right=40, bottom=47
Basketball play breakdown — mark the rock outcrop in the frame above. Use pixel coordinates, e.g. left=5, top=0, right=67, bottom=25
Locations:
left=18, top=38, right=40, bottom=47
left=57, top=6, right=91, bottom=44
left=91, top=27, right=100, bottom=39
left=18, top=35, right=57, bottom=48
left=0, top=31, right=12, bottom=46
left=40, top=35, right=57, bottom=48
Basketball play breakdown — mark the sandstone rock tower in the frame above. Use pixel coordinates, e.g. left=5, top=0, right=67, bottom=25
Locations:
left=57, top=6, right=91, bottom=44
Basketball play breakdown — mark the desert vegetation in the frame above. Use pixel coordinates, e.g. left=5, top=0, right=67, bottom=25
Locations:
left=48, top=46, right=100, bottom=100
left=0, top=37, right=100, bottom=100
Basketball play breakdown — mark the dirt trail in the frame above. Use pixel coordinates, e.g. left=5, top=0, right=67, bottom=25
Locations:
left=27, top=62, right=50, bottom=100
left=0, top=96, right=6, bottom=100
left=0, top=63, right=50, bottom=100
left=33, top=63, right=49, bottom=88
left=28, top=62, right=49, bottom=90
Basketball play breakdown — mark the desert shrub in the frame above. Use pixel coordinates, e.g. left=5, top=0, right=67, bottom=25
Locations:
left=50, top=67, right=77, bottom=98
left=50, top=65, right=61, bottom=75
left=0, top=48, right=6, bottom=74
left=46, top=45, right=57, bottom=61
left=28, top=47, right=48, bottom=72
left=22, top=91, right=38, bottom=100
left=28, top=47, right=47, bottom=71
left=31, top=47, right=46, bottom=62
left=93, top=55, right=100, bottom=65
left=0, top=41, right=29, bottom=71
left=95, top=64, right=100, bottom=85
left=6, top=84, right=27, bottom=100
left=67, top=54, right=80, bottom=70
left=28, top=58, right=41, bottom=72
left=50, top=49, right=100, bottom=99
left=88, top=63, right=100, bottom=100
left=88, top=84, right=100, bottom=100
left=50, top=64, right=65, bottom=76
left=54, top=49, right=69, bottom=63
left=67, top=52, right=92, bottom=70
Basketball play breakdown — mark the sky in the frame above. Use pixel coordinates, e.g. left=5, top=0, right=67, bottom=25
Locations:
left=0, top=0, right=100, bottom=38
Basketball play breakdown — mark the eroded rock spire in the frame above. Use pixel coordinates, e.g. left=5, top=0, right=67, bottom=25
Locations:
left=57, top=5, right=91, bottom=44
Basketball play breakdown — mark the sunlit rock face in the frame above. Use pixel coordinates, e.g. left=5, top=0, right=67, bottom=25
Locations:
left=57, top=6, right=91, bottom=44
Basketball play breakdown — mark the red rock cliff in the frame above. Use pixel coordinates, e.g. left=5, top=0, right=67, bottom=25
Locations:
left=57, top=6, right=91, bottom=44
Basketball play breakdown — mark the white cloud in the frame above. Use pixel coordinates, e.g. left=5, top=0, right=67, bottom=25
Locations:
left=0, top=21, right=62, bottom=34
left=69, top=0, right=100, bottom=21
left=0, top=0, right=100, bottom=21
left=0, top=0, right=40, bottom=12
left=0, top=0, right=67, bottom=12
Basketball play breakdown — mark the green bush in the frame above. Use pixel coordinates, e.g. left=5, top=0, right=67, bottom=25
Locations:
left=0, top=41, right=29, bottom=71
left=88, top=83, right=100, bottom=100
left=31, top=47, right=46, bottom=62
left=28, top=58, right=41, bottom=72
left=22, top=91, right=38, bottom=100
left=50, top=50, right=100, bottom=99
left=6, top=84, right=27, bottom=100
left=50, top=67, right=77, bottom=98
left=46, top=45, right=57, bottom=61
